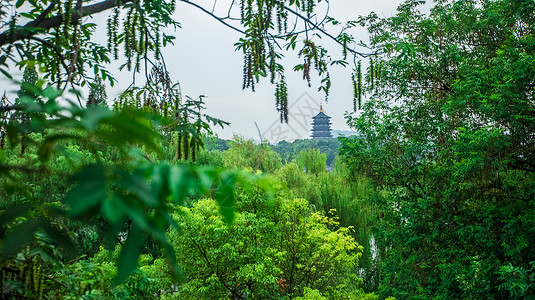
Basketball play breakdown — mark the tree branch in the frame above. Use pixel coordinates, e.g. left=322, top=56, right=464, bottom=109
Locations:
left=177, top=0, right=245, bottom=34
left=0, top=105, right=23, bottom=113
left=0, top=0, right=133, bottom=47
left=28, top=37, right=69, bottom=72
left=284, top=6, right=372, bottom=58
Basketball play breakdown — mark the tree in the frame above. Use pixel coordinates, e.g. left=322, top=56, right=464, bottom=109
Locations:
left=222, top=136, right=283, bottom=173
left=297, top=148, right=326, bottom=175
left=0, top=0, right=370, bottom=120
left=0, top=0, right=372, bottom=296
left=340, top=0, right=535, bottom=298
left=272, top=138, right=341, bottom=167
left=87, top=75, right=107, bottom=106
left=169, top=191, right=369, bottom=299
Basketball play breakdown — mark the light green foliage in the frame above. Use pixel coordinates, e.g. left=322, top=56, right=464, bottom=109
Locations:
left=272, top=138, right=340, bottom=167
left=272, top=164, right=380, bottom=292
left=223, top=136, right=282, bottom=173
left=340, top=0, right=535, bottom=298
left=294, top=288, right=327, bottom=300
left=196, top=147, right=225, bottom=167
left=297, top=148, right=326, bottom=175
left=274, top=161, right=306, bottom=190
left=169, top=187, right=369, bottom=299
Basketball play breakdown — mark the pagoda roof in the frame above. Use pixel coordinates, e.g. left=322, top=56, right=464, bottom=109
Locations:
left=312, top=111, right=331, bottom=119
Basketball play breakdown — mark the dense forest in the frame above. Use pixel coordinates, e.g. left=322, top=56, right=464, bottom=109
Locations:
left=1, top=0, right=535, bottom=299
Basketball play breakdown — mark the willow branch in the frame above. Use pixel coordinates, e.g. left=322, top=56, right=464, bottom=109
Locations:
left=284, top=6, right=372, bottom=58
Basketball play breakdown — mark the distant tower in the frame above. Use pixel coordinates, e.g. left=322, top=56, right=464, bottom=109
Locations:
left=310, top=104, right=333, bottom=139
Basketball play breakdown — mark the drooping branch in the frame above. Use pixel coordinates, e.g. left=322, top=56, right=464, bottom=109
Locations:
left=284, top=5, right=372, bottom=58
left=177, top=0, right=373, bottom=58
left=0, top=0, right=133, bottom=47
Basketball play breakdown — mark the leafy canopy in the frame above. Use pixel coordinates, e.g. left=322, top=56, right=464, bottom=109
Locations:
left=340, top=0, right=535, bottom=298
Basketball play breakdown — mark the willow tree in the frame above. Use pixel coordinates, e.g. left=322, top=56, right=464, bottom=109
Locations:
left=0, top=0, right=371, bottom=120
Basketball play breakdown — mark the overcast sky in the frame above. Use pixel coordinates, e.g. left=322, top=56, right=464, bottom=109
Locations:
left=6, top=0, right=409, bottom=143
left=158, top=0, right=407, bottom=142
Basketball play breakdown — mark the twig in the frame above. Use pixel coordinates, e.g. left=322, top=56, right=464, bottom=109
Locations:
left=284, top=5, right=372, bottom=58
left=0, top=105, right=23, bottom=112
left=28, top=37, right=70, bottom=73
left=177, top=0, right=245, bottom=34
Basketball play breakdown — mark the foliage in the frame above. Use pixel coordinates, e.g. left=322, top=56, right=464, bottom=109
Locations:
left=0, top=82, right=254, bottom=297
left=272, top=138, right=340, bottom=167
left=168, top=183, right=372, bottom=299
left=204, top=136, right=230, bottom=152
left=48, top=246, right=173, bottom=299
left=272, top=160, right=380, bottom=292
left=496, top=262, right=535, bottom=299
left=0, top=0, right=382, bottom=298
left=0, top=0, right=369, bottom=120
left=222, top=136, right=282, bottom=173
left=274, top=161, right=306, bottom=191
left=87, top=75, right=107, bottom=107
left=296, top=148, right=326, bottom=175
left=0, top=0, right=179, bottom=87
left=196, top=147, right=225, bottom=168
left=340, top=0, right=535, bottom=298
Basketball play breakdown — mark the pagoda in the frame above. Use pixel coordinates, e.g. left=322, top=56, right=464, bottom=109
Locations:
left=310, top=104, right=333, bottom=139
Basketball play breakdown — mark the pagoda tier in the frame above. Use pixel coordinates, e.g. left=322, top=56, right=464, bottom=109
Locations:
left=310, top=108, right=333, bottom=139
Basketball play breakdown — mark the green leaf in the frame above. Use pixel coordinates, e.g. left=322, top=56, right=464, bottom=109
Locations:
left=81, top=106, right=114, bottom=130
left=66, top=164, right=107, bottom=218
left=151, top=164, right=170, bottom=200
left=43, top=98, right=61, bottom=114
left=216, top=172, right=236, bottom=225
left=118, top=171, right=158, bottom=207
left=38, top=133, right=78, bottom=162
left=0, top=67, right=12, bottom=80
left=114, top=225, right=144, bottom=285
left=196, top=166, right=217, bottom=194
left=98, top=111, right=160, bottom=152
left=42, top=223, right=75, bottom=256
left=122, top=203, right=151, bottom=231
left=161, top=241, right=182, bottom=279
left=169, top=166, right=191, bottom=205
left=103, top=195, right=126, bottom=224
left=0, top=203, right=31, bottom=232
left=42, top=86, right=62, bottom=100
left=1, top=219, right=40, bottom=258
left=37, top=141, right=54, bottom=162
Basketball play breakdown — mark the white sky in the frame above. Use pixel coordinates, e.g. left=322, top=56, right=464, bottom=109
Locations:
left=155, top=0, right=405, bottom=141
left=5, top=0, right=409, bottom=142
